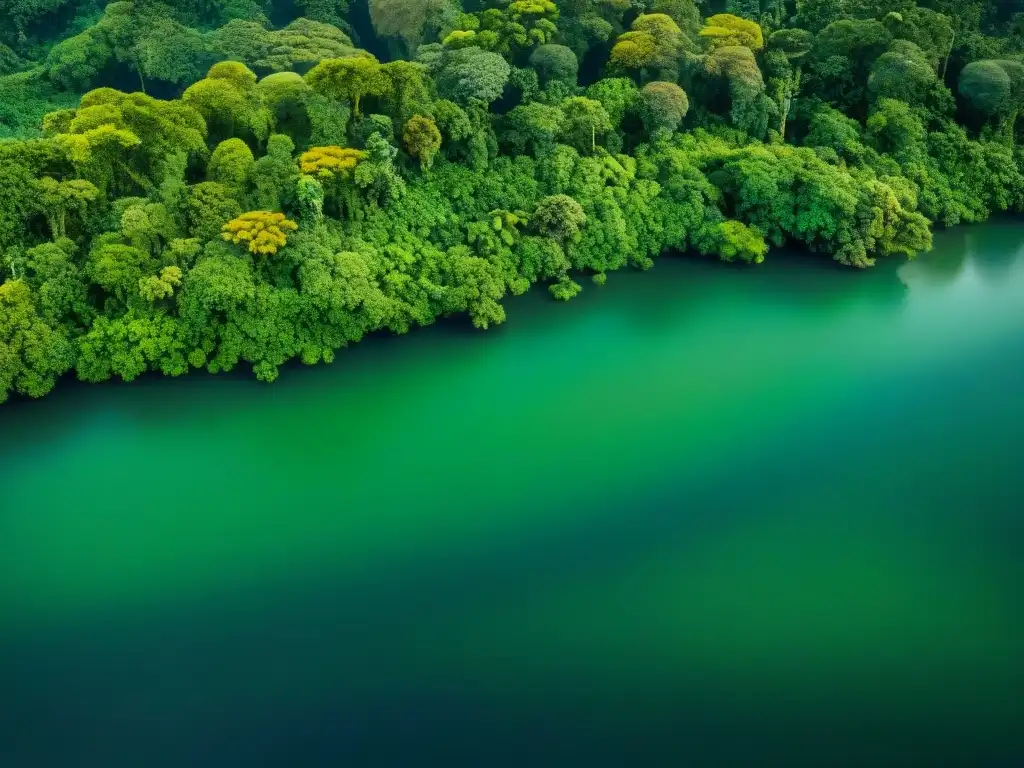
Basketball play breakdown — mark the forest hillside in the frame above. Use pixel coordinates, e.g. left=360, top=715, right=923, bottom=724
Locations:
left=2, top=0, right=1023, bottom=402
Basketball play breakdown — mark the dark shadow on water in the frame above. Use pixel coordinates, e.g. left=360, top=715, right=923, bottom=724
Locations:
left=911, top=216, right=1024, bottom=288
left=971, top=226, right=1024, bottom=284
left=906, top=230, right=970, bottom=287
left=596, top=248, right=909, bottom=336
left=0, top=307, right=496, bottom=452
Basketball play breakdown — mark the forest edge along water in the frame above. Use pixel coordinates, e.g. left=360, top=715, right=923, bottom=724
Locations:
left=2, top=222, right=1024, bottom=766
left=4, top=0, right=1024, bottom=763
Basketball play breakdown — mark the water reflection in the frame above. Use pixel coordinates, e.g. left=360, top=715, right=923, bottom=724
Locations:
left=903, top=219, right=1024, bottom=289
left=568, top=247, right=914, bottom=339
left=970, top=225, right=1024, bottom=283
left=901, top=231, right=970, bottom=287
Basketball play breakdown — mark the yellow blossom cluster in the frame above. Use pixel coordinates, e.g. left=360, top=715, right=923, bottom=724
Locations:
left=298, top=146, right=366, bottom=180
left=221, top=211, right=299, bottom=255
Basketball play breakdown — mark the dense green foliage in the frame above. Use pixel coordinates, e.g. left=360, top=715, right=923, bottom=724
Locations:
left=2, top=0, right=1024, bottom=402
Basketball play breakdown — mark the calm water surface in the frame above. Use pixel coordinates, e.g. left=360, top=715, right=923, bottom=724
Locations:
left=2, top=223, right=1023, bottom=766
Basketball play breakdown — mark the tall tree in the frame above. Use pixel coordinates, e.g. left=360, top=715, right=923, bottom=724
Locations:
left=306, top=55, right=391, bottom=117
left=370, top=0, right=454, bottom=56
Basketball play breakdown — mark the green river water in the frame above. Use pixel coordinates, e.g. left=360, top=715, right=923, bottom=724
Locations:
left=2, top=222, right=1023, bottom=766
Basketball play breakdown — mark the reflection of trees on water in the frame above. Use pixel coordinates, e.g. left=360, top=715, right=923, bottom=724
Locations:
left=607, top=248, right=909, bottom=335
left=967, top=221, right=1024, bottom=285
left=906, top=221, right=1024, bottom=288
left=900, top=229, right=971, bottom=288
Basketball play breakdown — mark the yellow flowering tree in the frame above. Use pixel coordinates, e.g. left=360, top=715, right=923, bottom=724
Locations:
left=298, top=145, right=367, bottom=179
left=297, top=146, right=367, bottom=216
left=700, top=14, right=764, bottom=52
left=221, top=211, right=298, bottom=256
